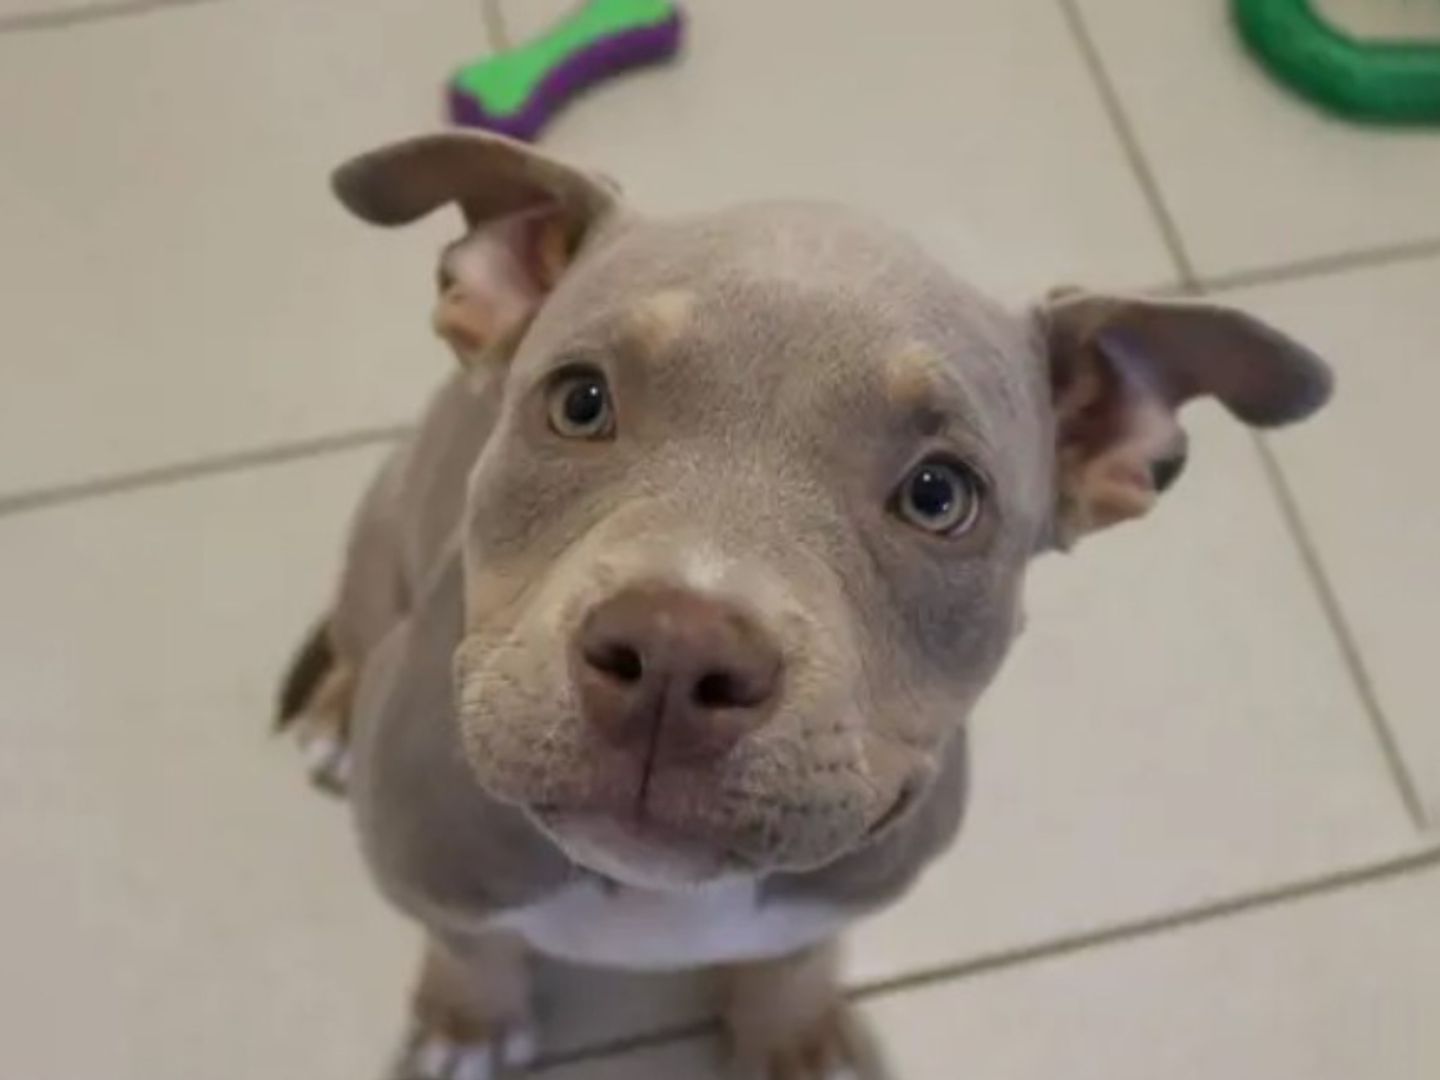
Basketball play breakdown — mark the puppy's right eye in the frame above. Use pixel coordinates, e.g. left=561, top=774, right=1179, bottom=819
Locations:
left=892, top=457, right=984, bottom=536
left=547, top=367, right=615, bottom=440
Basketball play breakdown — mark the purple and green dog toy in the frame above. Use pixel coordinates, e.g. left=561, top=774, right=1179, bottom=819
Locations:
left=447, top=0, right=685, bottom=141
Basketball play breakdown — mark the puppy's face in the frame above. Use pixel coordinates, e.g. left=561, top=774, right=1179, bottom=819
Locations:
left=335, top=134, right=1332, bottom=889
left=451, top=206, right=1052, bottom=887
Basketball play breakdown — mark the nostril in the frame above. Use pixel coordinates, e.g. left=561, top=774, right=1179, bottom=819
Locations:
left=585, top=641, right=644, bottom=683
left=694, top=671, right=737, bottom=708
left=694, top=670, right=768, bottom=709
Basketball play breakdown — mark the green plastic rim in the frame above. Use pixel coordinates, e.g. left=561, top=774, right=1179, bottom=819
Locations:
left=1232, top=0, right=1440, bottom=123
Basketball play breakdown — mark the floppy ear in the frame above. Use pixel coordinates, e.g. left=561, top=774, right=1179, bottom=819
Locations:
left=1039, top=289, right=1333, bottom=546
left=332, top=131, right=620, bottom=371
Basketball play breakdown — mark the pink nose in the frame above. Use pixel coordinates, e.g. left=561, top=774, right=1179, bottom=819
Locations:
left=573, top=584, right=783, bottom=764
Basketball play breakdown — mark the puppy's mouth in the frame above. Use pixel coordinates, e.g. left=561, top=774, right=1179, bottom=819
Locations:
left=524, top=740, right=913, bottom=889
left=528, top=787, right=718, bottom=850
left=529, top=778, right=751, bottom=889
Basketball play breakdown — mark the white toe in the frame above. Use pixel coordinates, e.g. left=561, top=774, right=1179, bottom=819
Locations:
left=413, top=1035, right=455, bottom=1078
left=500, top=1024, right=539, bottom=1067
left=301, top=730, right=342, bottom=770
left=327, top=745, right=353, bottom=784
left=300, top=730, right=351, bottom=791
left=451, top=1045, right=496, bottom=1080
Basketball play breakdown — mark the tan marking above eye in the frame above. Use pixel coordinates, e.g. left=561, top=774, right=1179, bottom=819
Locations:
left=883, top=344, right=948, bottom=412
left=626, top=289, right=695, bottom=357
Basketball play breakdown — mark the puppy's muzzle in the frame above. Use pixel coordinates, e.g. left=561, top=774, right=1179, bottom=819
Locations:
left=572, top=583, right=783, bottom=767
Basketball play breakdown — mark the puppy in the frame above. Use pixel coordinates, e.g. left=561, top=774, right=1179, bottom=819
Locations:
left=279, top=131, right=1332, bottom=1079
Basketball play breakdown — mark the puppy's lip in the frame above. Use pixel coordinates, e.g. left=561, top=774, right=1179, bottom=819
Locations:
left=546, top=807, right=672, bottom=841
left=865, top=781, right=916, bottom=839
left=534, top=805, right=757, bottom=881
left=535, top=803, right=724, bottom=850
left=531, top=784, right=759, bottom=864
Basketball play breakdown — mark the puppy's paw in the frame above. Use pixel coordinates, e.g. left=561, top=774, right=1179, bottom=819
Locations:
left=295, top=721, right=352, bottom=796
left=279, top=654, right=356, bottom=797
left=731, top=1007, right=864, bottom=1080
left=390, top=1022, right=539, bottom=1080
left=276, top=619, right=357, bottom=796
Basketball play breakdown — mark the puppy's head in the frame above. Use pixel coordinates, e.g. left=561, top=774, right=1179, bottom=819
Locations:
left=335, top=133, right=1332, bottom=889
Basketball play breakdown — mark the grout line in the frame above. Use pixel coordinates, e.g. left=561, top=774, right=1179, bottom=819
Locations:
left=852, top=838, right=1440, bottom=1004
left=480, top=0, right=511, bottom=52
left=1058, top=0, right=1438, bottom=833
left=535, top=841, right=1440, bottom=1069
left=1168, top=251, right=1432, bottom=829
left=1093, top=232, right=1440, bottom=302
left=0, top=425, right=409, bottom=520
left=0, top=0, right=219, bottom=35
left=1166, top=275, right=1427, bottom=829
left=1171, top=301, right=1428, bottom=829
left=1056, top=0, right=1199, bottom=288
left=532, top=1020, right=717, bottom=1074
left=1200, top=234, right=1440, bottom=295
left=1251, top=436, right=1429, bottom=829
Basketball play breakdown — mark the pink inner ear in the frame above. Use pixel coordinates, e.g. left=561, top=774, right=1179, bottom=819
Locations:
left=1051, top=330, right=1190, bottom=541
left=433, top=209, right=564, bottom=354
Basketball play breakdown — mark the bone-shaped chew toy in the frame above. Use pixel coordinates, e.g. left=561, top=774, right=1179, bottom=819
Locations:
left=447, top=0, right=685, bottom=141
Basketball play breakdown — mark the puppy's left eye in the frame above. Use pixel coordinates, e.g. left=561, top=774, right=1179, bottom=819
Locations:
left=893, top=458, right=983, bottom=536
left=547, top=367, right=615, bottom=440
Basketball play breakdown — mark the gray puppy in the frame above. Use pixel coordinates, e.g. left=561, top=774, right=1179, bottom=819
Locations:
left=280, top=131, right=1332, bottom=1080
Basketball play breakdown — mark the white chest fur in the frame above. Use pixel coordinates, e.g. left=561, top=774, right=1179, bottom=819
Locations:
left=491, top=878, right=849, bottom=971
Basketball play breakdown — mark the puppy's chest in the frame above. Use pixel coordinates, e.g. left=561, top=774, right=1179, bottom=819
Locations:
left=491, top=878, right=848, bottom=971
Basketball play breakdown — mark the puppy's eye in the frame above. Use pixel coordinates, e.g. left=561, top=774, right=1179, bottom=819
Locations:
left=893, top=458, right=983, bottom=536
left=547, top=367, right=614, bottom=440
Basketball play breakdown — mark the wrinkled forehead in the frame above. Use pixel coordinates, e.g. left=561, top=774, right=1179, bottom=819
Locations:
left=512, top=207, right=1054, bottom=532
left=519, top=203, right=1051, bottom=485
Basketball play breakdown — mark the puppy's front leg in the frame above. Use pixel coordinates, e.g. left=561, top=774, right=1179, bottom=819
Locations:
left=391, top=932, right=538, bottom=1080
left=721, top=940, right=873, bottom=1080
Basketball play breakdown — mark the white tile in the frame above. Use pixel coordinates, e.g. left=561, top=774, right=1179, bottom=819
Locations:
left=0, top=0, right=216, bottom=26
left=1318, top=0, right=1440, bottom=39
left=0, top=441, right=712, bottom=1072
left=537, top=1009, right=896, bottom=1079
left=0, top=449, right=415, bottom=1080
left=0, top=0, right=474, bottom=497
left=532, top=959, right=713, bottom=1060
left=491, top=0, right=580, bottom=44
left=0, top=0, right=103, bottom=23
left=543, top=0, right=1173, bottom=303
left=848, top=401, right=1417, bottom=985
left=540, top=1031, right=898, bottom=1080
left=539, top=1037, right=721, bottom=1080
left=543, top=858, right=1440, bottom=1078
left=1228, top=255, right=1440, bottom=824
left=868, top=856, right=1440, bottom=1080
left=0, top=0, right=1172, bottom=497
left=1078, top=0, right=1440, bottom=278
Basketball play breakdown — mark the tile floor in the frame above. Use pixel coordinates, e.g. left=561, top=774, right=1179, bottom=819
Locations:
left=0, top=1, right=1436, bottom=1078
